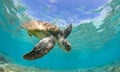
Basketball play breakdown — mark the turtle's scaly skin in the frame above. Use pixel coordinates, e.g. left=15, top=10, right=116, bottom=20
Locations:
left=22, top=21, right=60, bottom=39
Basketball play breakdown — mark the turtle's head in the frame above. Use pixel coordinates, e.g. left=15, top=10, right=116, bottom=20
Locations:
left=58, top=38, right=71, bottom=52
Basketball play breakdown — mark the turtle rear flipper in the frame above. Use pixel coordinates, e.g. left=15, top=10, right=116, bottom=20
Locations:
left=63, top=24, right=72, bottom=38
left=27, top=30, right=32, bottom=37
left=23, top=36, right=55, bottom=60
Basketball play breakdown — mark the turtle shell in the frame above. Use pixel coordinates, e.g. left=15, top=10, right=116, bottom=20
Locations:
left=22, top=21, right=60, bottom=37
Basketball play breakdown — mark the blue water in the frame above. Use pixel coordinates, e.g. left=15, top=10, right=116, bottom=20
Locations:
left=0, top=0, right=120, bottom=70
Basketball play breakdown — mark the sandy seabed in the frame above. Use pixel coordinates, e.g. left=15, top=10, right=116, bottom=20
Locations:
left=0, top=54, right=120, bottom=72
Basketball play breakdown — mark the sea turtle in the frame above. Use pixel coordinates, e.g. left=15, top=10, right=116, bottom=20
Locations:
left=22, top=20, right=72, bottom=60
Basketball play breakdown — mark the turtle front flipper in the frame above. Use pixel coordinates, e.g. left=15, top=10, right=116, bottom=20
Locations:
left=23, top=36, right=55, bottom=60
left=63, top=24, right=72, bottom=38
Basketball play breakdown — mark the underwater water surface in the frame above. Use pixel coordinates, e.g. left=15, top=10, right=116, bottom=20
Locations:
left=0, top=0, right=120, bottom=71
